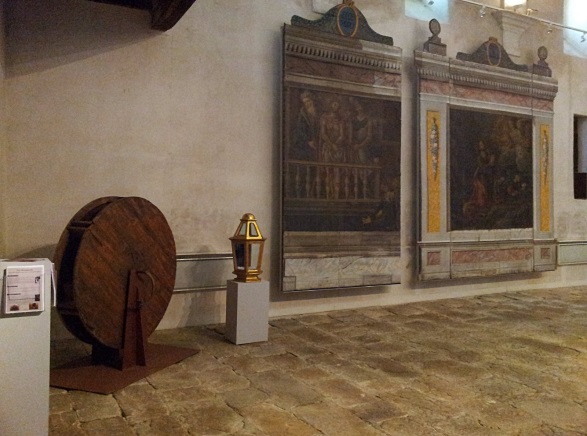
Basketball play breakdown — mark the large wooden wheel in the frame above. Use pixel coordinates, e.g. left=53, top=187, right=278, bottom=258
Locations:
left=54, top=197, right=176, bottom=350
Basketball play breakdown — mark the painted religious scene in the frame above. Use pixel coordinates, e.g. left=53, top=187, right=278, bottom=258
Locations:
left=283, top=87, right=401, bottom=233
left=449, top=108, right=533, bottom=231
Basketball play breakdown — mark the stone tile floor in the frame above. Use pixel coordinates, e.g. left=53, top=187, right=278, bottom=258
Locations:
left=50, top=287, right=587, bottom=435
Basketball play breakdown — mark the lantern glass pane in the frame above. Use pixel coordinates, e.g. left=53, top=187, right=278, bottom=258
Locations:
left=249, top=223, right=258, bottom=237
left=250, top=243, right=260, bottom=269
left=238, top=224, right=246, bottom=236
left=235, top=243, right=245, bottom=269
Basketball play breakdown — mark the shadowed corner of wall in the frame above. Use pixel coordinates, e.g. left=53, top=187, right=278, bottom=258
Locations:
left=4, top=0, right=160, bottom=78
left=13, top=243, right=57, bottom=260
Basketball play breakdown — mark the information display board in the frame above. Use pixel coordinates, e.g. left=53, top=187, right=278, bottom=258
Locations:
left=3, top=265, right=45, bottom=314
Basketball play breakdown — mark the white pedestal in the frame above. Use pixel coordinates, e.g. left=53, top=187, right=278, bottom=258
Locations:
left=225, top=280, right=269, bottom=345
left=0, top=259, right=53, bottom=436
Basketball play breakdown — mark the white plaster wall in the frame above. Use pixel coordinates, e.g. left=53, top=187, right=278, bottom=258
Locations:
left=4, top=0, right=587, bottom=332
left=0, top=0, right=7, bottom=255
left=556, top=53, right=587, bottom=241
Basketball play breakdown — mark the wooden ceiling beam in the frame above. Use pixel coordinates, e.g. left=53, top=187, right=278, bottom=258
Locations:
left=88, top=0, right=197, bottom=31
left=151, top=0, right=197, bottom=31
left=88, top=0, right=151, bottom=10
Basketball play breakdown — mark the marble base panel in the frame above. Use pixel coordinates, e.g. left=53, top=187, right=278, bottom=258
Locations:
left=283, top=255, right=401, bottom=291
left=533, top=243, right=557, bottom=272
left=419, top=241, right=557, bottom=280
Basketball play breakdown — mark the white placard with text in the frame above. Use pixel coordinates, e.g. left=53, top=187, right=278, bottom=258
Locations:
left=3, top=265, right=45, bottom=314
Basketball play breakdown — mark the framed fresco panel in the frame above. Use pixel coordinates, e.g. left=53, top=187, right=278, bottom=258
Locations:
left=281, top=2, right=402, bottom=291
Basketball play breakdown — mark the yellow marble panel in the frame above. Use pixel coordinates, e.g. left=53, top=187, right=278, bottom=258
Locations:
left=540, top=124, right=550, bottom=233
left=427, top=111, right=441, bottom=233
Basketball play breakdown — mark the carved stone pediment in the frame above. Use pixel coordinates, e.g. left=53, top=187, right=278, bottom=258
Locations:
left=291, top=0, right=393, bottom=46
left=456, top=37, right=528, bottom=72
left=285, top=24, right=402, bottom=78
left=417, top=24, right=556, bottom=100
left=450, top=56, right=558, bottom=101
left=415, top=49, right=558, bottom=102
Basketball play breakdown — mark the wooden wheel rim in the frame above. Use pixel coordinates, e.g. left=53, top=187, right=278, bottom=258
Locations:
left=55, top=197, right=176, bottom=349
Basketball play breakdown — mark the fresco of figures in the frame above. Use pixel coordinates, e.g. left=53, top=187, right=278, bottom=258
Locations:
left=449, top=108, right=533, bottom=231
left=283, top=87, right=401, bottom=233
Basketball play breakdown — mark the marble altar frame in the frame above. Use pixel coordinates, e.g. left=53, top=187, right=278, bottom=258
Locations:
left=415, top=35, right=558, bottom=280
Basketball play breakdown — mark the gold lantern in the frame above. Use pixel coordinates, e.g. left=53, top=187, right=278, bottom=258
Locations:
left=229, top=213, right=266, bottom=282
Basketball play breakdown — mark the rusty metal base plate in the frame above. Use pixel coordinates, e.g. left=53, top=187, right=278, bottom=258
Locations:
left=50, top=343, right=199, bottom=394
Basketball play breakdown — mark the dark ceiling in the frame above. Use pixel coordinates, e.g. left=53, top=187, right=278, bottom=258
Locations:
left=89, top=0, right=197, bottom=31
